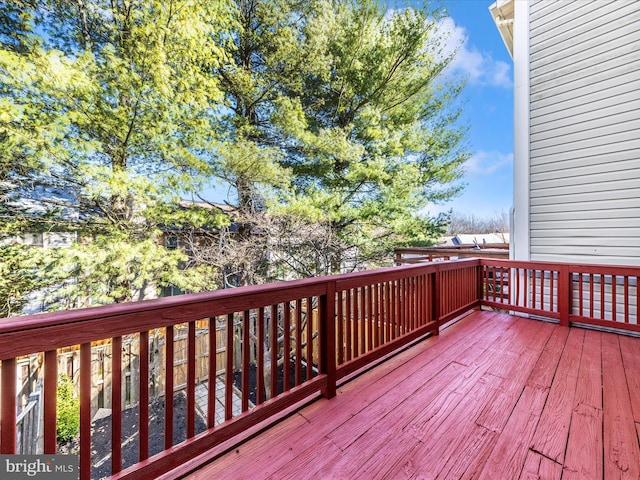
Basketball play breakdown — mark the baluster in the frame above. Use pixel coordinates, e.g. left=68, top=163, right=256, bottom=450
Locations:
left=295, top=299, right=303, bottom=385
left=283, top=302, right=291, bottom=391
left=112, top=336, right=122, bottom=474
left=270, top=304, right=278, bottom=398
left=225, top=314, right=233, bottom=421
left=139, top=331, right=149, bottom=459
left=257, top=308, right=265, bottom=404
left=242, top=311, right=250, bottom=411
left=207, top=319, right=216, bottom=429
left=306, top=297, right=313, bottom=379
left=165, top=328, right=174, bottom=448
left=80, top=343, right=91, bottom=480
left=44, top=350, right=58, bottom=454
left=187, top=323, right=196, bottom=438
left=1, top=357, right=17, bottom=454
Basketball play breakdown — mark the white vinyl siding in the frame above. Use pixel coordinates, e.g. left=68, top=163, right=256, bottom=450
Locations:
left=528, top=0, right=640, bottom=266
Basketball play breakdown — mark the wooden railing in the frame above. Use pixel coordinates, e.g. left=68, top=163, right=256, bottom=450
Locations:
left=395, top=245, right=509, bottom=264
left=1, top=258, right=637, bottom=480
left=332, top=261, right=478, bottom=379
left=0, top=259, right=480, bottom=480
left=480, top=259, right=640, bottom=333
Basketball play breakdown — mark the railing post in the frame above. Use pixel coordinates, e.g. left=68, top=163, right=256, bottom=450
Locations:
left=1, top=357, right=17, bottom=453
left=319, top=281, right=337, bottom=399
left=558, top=265, right=571, bottom=327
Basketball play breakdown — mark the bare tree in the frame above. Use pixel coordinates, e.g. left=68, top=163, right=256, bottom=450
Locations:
left=447, top=210, right=509, bottom=235
left=178, top=204, right=273, bottom=288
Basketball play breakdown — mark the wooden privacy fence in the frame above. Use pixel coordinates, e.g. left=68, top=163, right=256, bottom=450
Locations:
left=0, top=258, right=639, bottom=480
left=16, top=391, right=41, bottom=454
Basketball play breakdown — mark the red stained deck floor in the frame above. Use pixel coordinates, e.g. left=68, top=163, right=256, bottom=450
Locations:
left=183, top=310, right=640, bottom=480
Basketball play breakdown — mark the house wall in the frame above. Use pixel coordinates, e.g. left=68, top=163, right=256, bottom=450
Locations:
left=527, top=0, right=640, bottom=266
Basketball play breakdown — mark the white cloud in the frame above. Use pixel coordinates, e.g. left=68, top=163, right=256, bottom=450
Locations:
left=465, top=150, right=513, bottom=175
left=435, top=17, right=512, bottom=88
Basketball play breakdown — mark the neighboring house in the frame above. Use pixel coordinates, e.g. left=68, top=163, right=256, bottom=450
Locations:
left=490, top=0, right=640, bottom=266
left=6, top=231, right=76, bottom=249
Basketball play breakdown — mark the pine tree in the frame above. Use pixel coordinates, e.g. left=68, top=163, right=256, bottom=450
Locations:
left=0, top=0, right=234, bottom=309
left=1, top=0, right=471, bottom=311
left=274, top=0, right=469, bottom=274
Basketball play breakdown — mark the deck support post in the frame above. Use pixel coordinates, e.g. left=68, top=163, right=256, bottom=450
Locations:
left=319, top=281, right=337, bottom=399
left=558, top=265, right=571, bottom=327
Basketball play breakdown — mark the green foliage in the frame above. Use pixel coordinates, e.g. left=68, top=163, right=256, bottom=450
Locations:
left=56, top=374, right=79, bottom=443
left=47, top=234, right=218, bottom=308
left=271, top=0, right=469, bottom=274
left=0, top=243, right=51, bottom=317
left=1, top=0, right=470, bottom=306
left=212, top=0, right=468, bottom=279
left=206, top=0, right=319, bottom=284
left=0, top=1, right=232, bottom=309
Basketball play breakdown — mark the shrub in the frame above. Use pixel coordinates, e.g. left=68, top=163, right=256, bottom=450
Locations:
left=56, top=374, right=80, bottom=443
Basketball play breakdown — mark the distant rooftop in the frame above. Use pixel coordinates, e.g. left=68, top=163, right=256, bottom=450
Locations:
left=440, top=233, right=509, bottom=247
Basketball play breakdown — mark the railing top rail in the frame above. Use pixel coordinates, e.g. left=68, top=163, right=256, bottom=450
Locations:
left=335, top=258, right=480, bottom=290
left=0, top=258, right=481, bottom=359
left=479, top=258, right=565, bottom=270
left=0, top=277, right=324, bottom=335
left=395, top=244, right=509, bottom=252
left=563, top=263, right=640, bottom=276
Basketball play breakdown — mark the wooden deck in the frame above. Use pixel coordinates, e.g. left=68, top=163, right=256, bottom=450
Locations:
left=184, top=310, right=640, bottom=480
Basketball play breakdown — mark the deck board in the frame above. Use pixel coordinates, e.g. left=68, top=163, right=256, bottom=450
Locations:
left=183, top=311, right=640, bottom=480
left=526, top=325, right=569, bottom=390
left=563, top=329, right=603, bottom=480
left=530, top=327, right=584, bottom=462
left=520, top=450, right=562, bottom=480
left=441, top=424, right=498, bottom=480
left=475, top=319, right=554, bottom=433
left=602, top=333, right=640, bottom=479
left=619, top=334, right=640, bottom=423
left=328, top=361, right=467, bottom=450
left=393, top=372, right=502, bottom=478
left=477, top=384, right=549, bottom=480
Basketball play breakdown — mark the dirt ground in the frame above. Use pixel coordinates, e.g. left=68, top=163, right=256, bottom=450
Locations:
left=67, top=361, right=312, bottom=479
left=66, top=392, right=206, bottom=479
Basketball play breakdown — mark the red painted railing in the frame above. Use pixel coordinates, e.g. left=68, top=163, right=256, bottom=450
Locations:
left=332, top=261, right=478, bottom=379
left=394, top=245, right=509, bottom=264
left=0, top=260, right=480, bottom=480
left=480, top=259, right=640, bottom=333
left=1, top=258, right=637, bottom=480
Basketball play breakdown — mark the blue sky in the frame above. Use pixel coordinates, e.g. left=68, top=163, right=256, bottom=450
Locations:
left=428, top=0, right=514, bottom=218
